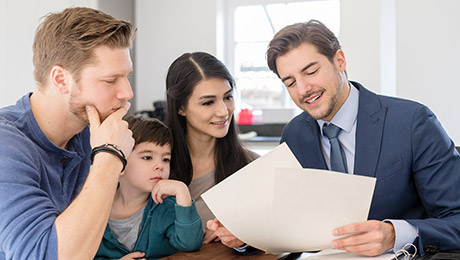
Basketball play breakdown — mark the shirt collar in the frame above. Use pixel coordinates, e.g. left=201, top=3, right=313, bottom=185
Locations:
left=317, top=81, right=359, bottom=134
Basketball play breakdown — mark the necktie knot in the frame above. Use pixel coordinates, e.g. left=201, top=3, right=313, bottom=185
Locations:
left=323, top=123, right=341, bottom=140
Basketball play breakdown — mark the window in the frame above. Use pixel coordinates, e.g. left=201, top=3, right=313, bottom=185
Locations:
left=226, top=0, right=340, bottom=123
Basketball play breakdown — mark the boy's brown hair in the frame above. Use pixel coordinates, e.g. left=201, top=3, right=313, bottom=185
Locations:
left=33, top=7, right=136, bottom=86
left=125, top=115, right=173, bottom=148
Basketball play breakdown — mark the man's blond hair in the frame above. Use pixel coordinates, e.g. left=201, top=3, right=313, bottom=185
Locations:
left=33, top=7, right=136, bottom=86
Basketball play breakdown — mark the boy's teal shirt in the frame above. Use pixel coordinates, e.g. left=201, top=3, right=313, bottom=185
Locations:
left=95, top=196, right=203, bottom=259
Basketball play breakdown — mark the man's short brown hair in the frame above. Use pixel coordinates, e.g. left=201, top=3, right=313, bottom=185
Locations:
left=33, top=7, right=136, bottom=86
left=266, top=20, right=341, bottom=78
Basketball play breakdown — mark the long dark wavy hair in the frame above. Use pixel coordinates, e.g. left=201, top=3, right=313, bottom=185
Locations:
left=166, top=52, right=252, bottom=186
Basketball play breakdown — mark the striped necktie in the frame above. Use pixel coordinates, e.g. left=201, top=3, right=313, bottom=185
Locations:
left=322, top=123, right=348, bottom=173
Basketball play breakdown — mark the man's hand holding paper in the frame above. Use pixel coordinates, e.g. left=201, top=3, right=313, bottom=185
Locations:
left=332, top=220, right=396, bottom=256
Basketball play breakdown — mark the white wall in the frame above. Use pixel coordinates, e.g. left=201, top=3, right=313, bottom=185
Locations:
left=0, top=1, right=6, bottom=100
left=135, top=0, right=218, bottom=111
left=396, top=0, right=460, bottom=144
left=340, top=0, right=460, bottom=143
left=0, top=0, right=97, bottom=107
left=340, top=0, right=381, bottom=93
left=2, top=0, right=460, bottom=144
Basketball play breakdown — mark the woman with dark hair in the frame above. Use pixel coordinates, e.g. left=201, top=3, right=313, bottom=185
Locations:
left=166, top=52, right=258, bottom=251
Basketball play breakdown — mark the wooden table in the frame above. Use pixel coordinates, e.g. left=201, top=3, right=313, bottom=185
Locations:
left=161, top=244, right=460, bottom=260
left=160, top=242, right=297, bottom=260
left=160, top=243, right=460, bottom=260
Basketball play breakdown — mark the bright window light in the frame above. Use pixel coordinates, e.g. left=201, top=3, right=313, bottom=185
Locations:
left=229, top=0, right=340, bottom=121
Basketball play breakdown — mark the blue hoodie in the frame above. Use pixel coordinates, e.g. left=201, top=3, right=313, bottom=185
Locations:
left=0, top=94, right=91, bottom=259
left=95, top=196, right=203, bottom=259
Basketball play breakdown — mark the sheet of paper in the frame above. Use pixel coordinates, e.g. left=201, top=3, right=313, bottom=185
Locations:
left=267, top=168, right=376, bottom=253
left=201, top=143, right=376, bottom=254
left=300, top=249, right=395, bottom=260
left=201, top=143, right=302, bottom=250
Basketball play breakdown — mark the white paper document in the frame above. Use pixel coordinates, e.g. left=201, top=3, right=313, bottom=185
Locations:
left=300, top=249, right=395, bottom=260
left=201, top=143, right=377, bottom=254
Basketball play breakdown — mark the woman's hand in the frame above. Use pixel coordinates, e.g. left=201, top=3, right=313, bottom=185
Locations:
left=207, top=219, right=244, bottom=248
left=203, top=228, right=220, bottom=244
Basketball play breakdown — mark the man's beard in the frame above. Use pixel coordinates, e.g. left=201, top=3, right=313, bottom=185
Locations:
left=68, top=85, right=111, bottom=124
left=301, top=70, right=343, bottom=121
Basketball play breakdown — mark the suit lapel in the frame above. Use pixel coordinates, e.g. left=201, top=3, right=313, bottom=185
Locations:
left=353, top=82, right=387, bottom=177
left=299, top=114, right=328, bottom=170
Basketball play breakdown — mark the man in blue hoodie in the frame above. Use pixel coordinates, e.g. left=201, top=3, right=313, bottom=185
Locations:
left=0, top=7, right=136, bottom=259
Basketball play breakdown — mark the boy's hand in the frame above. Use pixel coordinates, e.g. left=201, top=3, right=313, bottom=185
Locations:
left=119, top=252, right=146, bottom=260
left=86, top=103, right=134, bottom=159
left=151, top=180, right=192, bottom=207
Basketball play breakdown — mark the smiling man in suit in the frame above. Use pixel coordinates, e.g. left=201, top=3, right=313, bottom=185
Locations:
left=266, top=20, right=460, bottom=256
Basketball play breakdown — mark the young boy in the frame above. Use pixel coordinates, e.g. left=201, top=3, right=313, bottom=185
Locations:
left=95, top=115, right=203, bottom=259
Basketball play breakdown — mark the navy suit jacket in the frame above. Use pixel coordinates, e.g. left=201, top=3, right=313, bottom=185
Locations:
left=281, top=81, right=460, bottom=254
